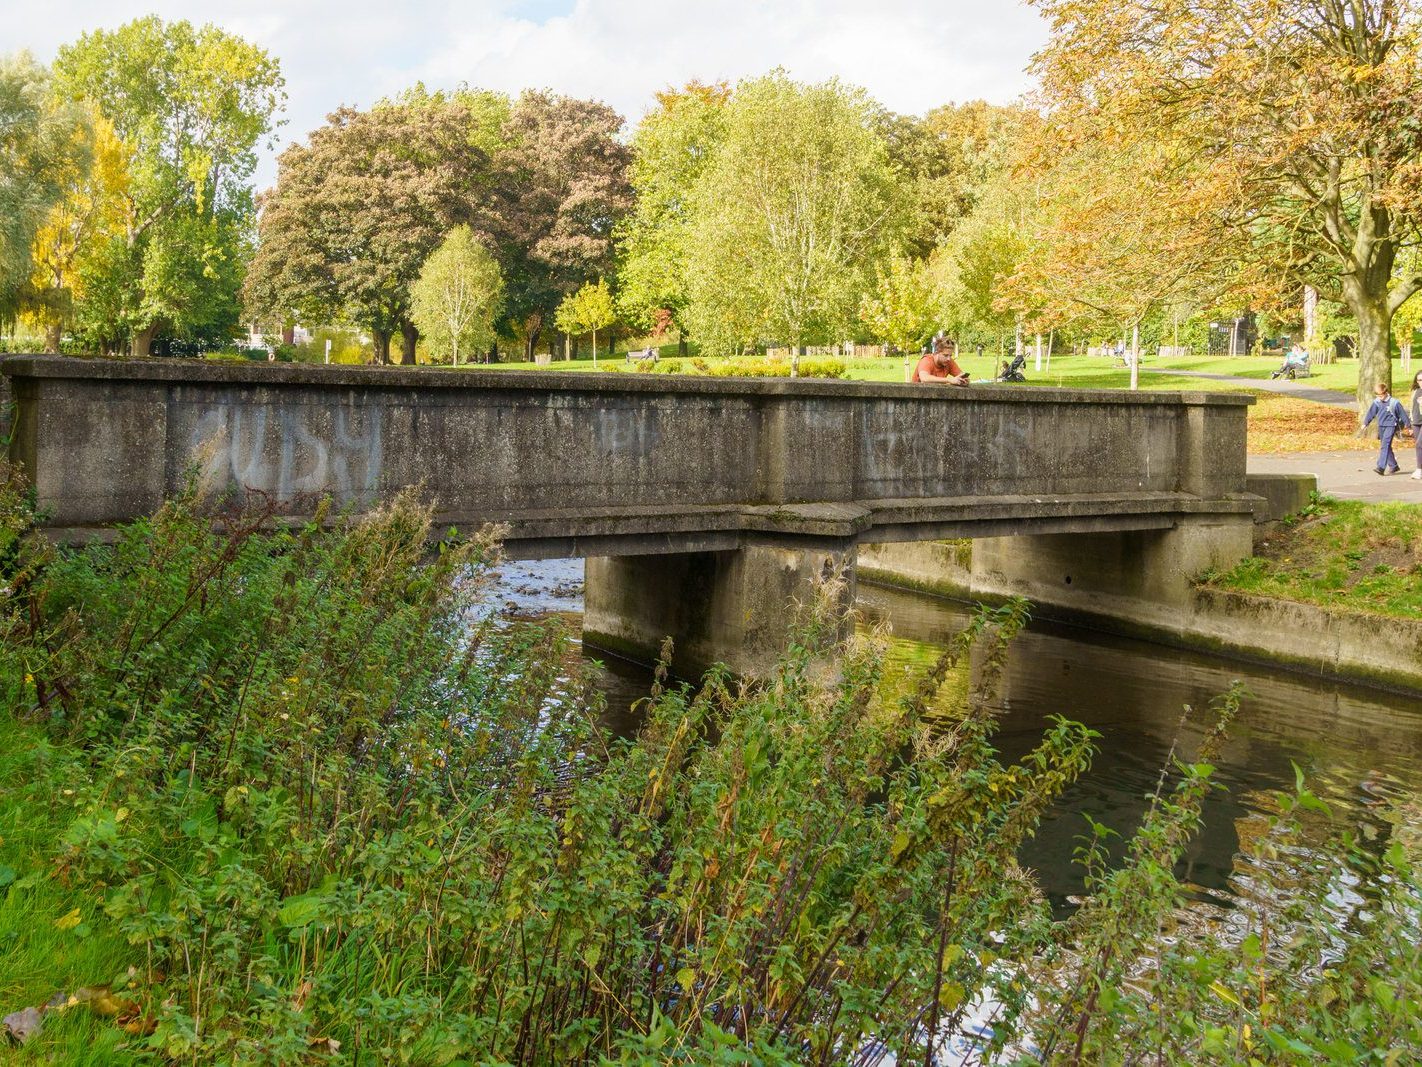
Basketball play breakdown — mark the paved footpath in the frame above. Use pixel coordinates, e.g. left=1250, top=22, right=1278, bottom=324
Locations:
left=1250, top=449, right=1422, bottom=502
left=1137, top=368, right=1422, bottom=502
left=1142, top=367, right=1356, bottom=408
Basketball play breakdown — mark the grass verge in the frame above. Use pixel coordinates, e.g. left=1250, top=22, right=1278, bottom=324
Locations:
left=1208, top=497, right=1422, bottom=618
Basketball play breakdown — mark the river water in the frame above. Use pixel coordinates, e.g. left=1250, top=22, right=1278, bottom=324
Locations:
left=491, top=557, right=1422, bottom=913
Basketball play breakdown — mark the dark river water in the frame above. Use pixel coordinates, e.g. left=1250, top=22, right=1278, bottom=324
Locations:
left=492, top=558, right=1422, bottom=913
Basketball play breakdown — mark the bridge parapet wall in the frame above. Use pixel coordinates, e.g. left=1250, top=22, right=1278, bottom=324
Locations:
left=3, top=356, right=1253, bottom=556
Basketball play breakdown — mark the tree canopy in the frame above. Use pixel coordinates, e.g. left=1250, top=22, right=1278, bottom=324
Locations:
left=54, top=17, right=284, bottom=355
left=409, top=225, right=503, bottom=366
left=682, top=72, right=902, bottom=354
left=554, top=278, right=616, bottom=363
left=245, top=100, right=487, bottom=364
left=1029, top=0, right=1422, bottom=411
left=0, top=52, right=90, bottom=326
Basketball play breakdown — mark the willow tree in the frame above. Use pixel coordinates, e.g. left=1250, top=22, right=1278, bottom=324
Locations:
left=682, top=72, right=902, bottom=354
left=616, top=81, right=728, bottom=348
left=1030, top=0, right=1422, bottom=414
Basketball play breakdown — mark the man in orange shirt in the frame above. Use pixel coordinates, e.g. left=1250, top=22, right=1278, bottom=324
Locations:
left=911, top=335, right=969, bottom=386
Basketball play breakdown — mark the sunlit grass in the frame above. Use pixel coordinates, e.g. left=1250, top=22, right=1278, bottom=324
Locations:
left=1207, top=498, right=1422, bottom=618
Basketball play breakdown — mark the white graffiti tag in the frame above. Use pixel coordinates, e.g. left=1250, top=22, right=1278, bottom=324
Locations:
left=189, top=402, right=383, bottom=505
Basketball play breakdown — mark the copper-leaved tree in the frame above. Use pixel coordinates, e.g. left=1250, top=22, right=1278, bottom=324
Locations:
left=1030, top=0, right=1422, bottom=415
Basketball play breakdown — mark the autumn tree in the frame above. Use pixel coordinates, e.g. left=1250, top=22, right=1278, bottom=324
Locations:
left=1030, top=0, right=1422, bottom=414
left=554, top=279, right=616, bottom=366
left=683, top=72, right=901, bottom=355
left=245, top=101, right=487, bottom=364
left=409, top=226, right=503, bottom=366
left=54, top=18, right=284, bottom=355
left=0, top=52, right=91, bottom=326
left=488, top=92, right=633, bottom=360
left=878, top=100, right=1026, bottom=257
left=1002, top=133, right=1256, bottom=387
left=616, top=81, right=729, bottom=345
left=26, top=109, right=128, bottom=351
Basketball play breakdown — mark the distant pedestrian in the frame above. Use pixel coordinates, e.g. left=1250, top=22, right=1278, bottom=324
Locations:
left=1362, top=382, right=1411, bottom=476
left=1410, top=370, right=1422, bottom=481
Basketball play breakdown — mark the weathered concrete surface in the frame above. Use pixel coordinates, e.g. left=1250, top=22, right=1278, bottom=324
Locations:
left=1246, top=472, right=1317, bottom=524
left=970, top=520, right=1256, bottom=615
left=584, top=542, right=856, bottom=679
left=4, top=355, right=1262, bottom=677
left=858, top=511, right=1422, bottom=696
left=3, top=356, right=1256, bottom=556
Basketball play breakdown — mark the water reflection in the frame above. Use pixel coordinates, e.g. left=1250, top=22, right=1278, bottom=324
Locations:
left=489, top=558, right=1422, bottom=911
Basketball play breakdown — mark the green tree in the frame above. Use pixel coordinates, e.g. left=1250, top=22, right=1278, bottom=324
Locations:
left=54, top=17, right=285, bottom=355
left=0, top=52, right=90, bottom=325
left=616, top=81, right=728, bottom=345
left=245, top=101, right=487, bottom=364
left=24, top=107, right=127, bottom=352
left=859, top=251, right=936, bottom=353
left=410, top=226, right=503, bottom=366
left=554, top=279, right=616, bottom=366
left=683, top=73, right=901, bottom=355
left=931, top=177, right=1037, bottom=349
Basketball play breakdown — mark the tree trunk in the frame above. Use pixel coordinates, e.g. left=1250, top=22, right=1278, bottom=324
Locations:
left=1346, top=283, right=1393, bottom=422
left=679, top=336, right=688, bottom=357
left=44, top=320, right=62, bottom=354
left=399, top=322, right=418, bottom=366
left=131, top=323, right=158, bottom=358
left=524, top=317, right=541, bottom=361
left=372, top=329, right=391, bottom=365
left=1130, top=322, right=1140, bottom=391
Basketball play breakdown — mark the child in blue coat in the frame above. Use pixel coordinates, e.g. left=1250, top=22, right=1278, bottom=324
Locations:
left=1362, top=382, right=1413, bottom=475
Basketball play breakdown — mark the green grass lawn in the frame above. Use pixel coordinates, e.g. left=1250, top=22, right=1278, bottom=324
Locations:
left=464, top=351, right=1397, bottom=397
left=1206, top=498, right=1422, bottom=619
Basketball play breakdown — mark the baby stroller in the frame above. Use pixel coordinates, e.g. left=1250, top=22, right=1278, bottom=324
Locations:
left=998, top=351, right=1028, bottom=382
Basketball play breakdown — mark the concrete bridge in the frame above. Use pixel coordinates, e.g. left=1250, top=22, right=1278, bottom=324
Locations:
left=2, top=356, right=1257, bottom=675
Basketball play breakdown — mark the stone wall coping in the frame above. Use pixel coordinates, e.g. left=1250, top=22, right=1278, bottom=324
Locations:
left=0, top=354, right=1255, bottom=408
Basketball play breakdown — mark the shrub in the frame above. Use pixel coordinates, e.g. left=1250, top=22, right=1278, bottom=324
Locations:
left=0, top=467, right=1416, bottom=1063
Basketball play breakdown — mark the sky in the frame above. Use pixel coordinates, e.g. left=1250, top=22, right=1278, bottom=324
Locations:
left=15, top=1, right=1048, bottom=190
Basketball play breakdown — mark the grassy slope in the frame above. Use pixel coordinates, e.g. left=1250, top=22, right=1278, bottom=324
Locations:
left=1207, top=498, right=1422, bottom=619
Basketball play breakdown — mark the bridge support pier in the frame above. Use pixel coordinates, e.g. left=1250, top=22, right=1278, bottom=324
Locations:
left=967, top=516, right=1254, bottom=619
left=583, top=540, right=857, bottom=679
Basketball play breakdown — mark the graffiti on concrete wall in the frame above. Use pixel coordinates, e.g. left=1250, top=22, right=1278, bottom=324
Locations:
left=188, top=402, right=384, bottom=504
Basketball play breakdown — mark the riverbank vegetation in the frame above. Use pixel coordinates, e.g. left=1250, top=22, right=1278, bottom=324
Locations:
left=1, top=469, right=1419, bottom=1063
left=1210, top=498, right=1422, bottom=620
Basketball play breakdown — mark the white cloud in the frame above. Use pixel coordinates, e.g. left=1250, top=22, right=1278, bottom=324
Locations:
left=14, top=0, right=1046, bottom=188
